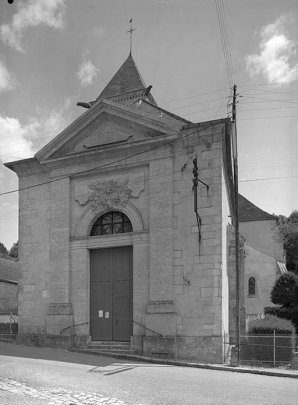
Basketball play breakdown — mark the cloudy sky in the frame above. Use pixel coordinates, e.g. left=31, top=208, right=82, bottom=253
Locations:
left=0, top=0, right=297, bottom=250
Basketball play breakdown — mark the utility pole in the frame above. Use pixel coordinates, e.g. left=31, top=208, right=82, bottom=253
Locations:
left=232, top=84, right=240, bottom=365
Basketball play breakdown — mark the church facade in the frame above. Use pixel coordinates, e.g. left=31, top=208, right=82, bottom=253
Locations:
left=5, top=54, right=236, bottom=363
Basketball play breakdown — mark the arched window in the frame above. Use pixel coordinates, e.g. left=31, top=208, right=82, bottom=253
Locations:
left=90, top=211, right=133, bottom=236
left=248, top=277, right=256, bottom=296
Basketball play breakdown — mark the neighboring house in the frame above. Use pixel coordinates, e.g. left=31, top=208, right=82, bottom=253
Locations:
left=238, top=194, right=286, bottom=319
left=0, top=257, right=19, bottom=318
left=5, top=53, right=237, bottom=363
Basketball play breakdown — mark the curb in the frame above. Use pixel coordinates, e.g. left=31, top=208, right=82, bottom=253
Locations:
left=70, top=348, right=298, bottom=379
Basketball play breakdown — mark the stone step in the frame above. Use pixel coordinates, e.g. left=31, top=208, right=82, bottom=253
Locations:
left=89, top=341, right=131, bottom=346
left=87, top=348, right=138, bottom=355
left=71, top=348, right=141, bottom=360
left=87, top=344, right=132, bottom=351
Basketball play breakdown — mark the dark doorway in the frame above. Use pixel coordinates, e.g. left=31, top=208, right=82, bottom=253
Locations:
left=90, top=247, right=133, bottom=341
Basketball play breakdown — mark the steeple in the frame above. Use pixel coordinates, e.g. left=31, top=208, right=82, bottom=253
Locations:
left=96, top=54, right=156, bottom=102
left=77, top=54, right=157, bottom=109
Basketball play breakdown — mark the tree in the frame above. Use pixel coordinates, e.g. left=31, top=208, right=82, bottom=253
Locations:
left=9, top=241, right=18, bottom=260
left=270, top=272, right=298, bottom=307
left=265, top=272, right=298, bottom=333
left=0, top=242, right=9, bottom=259
left=276, top=210, right=298, bottom=276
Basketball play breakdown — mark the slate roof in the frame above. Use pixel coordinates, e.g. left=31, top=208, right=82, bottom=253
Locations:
left=0, top=257, right=20, bottom=283
left=238, top=194, right=276, bottom=222
left=96, top=54, right=156, bottom=105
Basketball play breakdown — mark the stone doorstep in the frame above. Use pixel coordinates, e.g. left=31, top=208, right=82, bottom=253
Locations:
left=89, top=341, right=131, bottom=346
left=87, top=345, right=134, bottom=351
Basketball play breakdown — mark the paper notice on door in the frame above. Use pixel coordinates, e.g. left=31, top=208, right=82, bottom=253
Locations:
left=105, top=312, right=109, bottom=319
left=98, top=310, right=103, bottom=317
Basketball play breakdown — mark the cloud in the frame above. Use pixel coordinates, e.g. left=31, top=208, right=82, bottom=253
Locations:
left=77, top=54, right=99, bottom=87
left=0, top=58, right=15, bottom=92
left=0, top=0, right=66, bottom=52
left=0, top=107, right=70, bottom=165
left=246, top=15, right=298, bottom=85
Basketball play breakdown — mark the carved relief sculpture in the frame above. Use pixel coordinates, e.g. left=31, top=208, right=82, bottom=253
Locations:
left=88, top=179, right=132, bottom=211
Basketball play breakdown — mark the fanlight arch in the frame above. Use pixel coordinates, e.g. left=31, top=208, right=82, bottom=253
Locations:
left=90, top=211, right=133, bottom=236
left=75, top=201, right=143, bottom=238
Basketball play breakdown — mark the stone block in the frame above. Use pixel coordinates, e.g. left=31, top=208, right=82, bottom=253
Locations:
left=202, top=238, right=221, bottom=246
left=174, top=275, right=184, bottom=285
left=23, top=284, right=37, bottom=293
left=174, top=265, right=183, bottom=275
left=200, top=245, right=221, bottom=255
left=200, top=277, right=214, bottom=287
left=42, top=290, right=50, bottom=299
left=201, top=287, right=215, bottom=297
left=173, top=257, right=183, bottom=266
left=173, top=250, right=182, bottom=258
left=173, top=192, right=181, bottom=205
left=202, top=314, right=215, bottom=325
left=174, top=285, right=184, bottom=295
left=47, top=303, right=72, bottom=315
left=202, top=149, right=221, bottom=160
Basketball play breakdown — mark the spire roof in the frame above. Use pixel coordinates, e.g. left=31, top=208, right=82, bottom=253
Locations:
left=96, top=54, right=149, bottom=102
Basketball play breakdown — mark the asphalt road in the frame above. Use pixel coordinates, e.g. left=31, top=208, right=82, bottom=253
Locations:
left=0, top=342, right=297, bottom=405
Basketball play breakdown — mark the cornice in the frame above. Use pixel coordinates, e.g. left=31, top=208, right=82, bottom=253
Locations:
left=40, top=133, right=176, bottom=173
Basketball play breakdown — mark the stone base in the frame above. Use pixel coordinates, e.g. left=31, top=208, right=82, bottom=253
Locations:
left=16, top=333, right=89, bottom=350
left=131, top=335, right=143, bottom=354
left=143, top=335, right=224, bottom=364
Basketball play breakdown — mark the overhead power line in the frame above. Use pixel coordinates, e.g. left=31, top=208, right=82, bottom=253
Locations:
left=215, top=0, right=235, bottom=88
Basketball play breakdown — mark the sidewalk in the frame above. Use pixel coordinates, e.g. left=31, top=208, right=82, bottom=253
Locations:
left=1, top=338, right=297, bottom=379
left=70, top=347, right=298, bottom=379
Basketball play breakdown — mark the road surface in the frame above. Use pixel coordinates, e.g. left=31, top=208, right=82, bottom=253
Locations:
left=0, top=342, right=297, bottom=405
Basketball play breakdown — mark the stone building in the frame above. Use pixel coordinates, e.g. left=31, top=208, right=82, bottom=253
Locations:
left=238, top=194, right=286, bottom=320
left=5, top=54, right=236, bottom=363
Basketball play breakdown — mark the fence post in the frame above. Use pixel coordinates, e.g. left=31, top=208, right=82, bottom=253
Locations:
left=273, top=330, right=276, bottom=367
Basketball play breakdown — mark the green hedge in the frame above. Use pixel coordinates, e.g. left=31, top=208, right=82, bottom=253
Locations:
left=264, top=307, right=298, bottom=334
left=248, top=314, right=295, bottom=335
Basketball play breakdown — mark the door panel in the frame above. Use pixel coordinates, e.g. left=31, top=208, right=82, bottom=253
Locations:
left=90, top=249, right=113, bottom=340
left=90, top=247, right=133, bottom=341
left=114, top=247, right=133, bottom=341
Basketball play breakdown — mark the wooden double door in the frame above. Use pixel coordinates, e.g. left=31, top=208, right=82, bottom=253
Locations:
left=90, top=247, right=133, bottom=341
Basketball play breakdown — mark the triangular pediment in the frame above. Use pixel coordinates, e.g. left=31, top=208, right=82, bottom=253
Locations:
left=35, top=100, right=179, bottom=161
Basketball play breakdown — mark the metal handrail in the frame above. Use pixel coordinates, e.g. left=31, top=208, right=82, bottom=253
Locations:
left=59, top=320, right=162, bottom=337
left=59, top=322, right=89, bottom=335
left=133, top=320, right=163, bottom=337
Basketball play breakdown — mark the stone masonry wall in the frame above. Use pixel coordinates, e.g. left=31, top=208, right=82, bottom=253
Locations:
left=18, top=172, right=51, bottom=335
left=170, top=122, right=226, bottom=340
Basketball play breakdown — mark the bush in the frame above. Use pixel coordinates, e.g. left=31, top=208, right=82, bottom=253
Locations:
left=265, top=307, right=298, bottom=334
left=248, top=314, right=295, bottom=335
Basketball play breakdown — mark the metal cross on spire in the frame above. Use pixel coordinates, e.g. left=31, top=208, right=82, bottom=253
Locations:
left=126, top=18, right=136, bottom=55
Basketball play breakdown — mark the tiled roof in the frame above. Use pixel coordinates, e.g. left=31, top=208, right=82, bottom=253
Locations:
left=96, top=54, right=157, bottom=104
left=0, top=257, right=20, bottom=282
left=239, top=194, right=276, bottom=222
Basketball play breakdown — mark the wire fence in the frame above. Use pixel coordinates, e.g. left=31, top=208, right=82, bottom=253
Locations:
left=226, top=334, right=298, bottom=367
